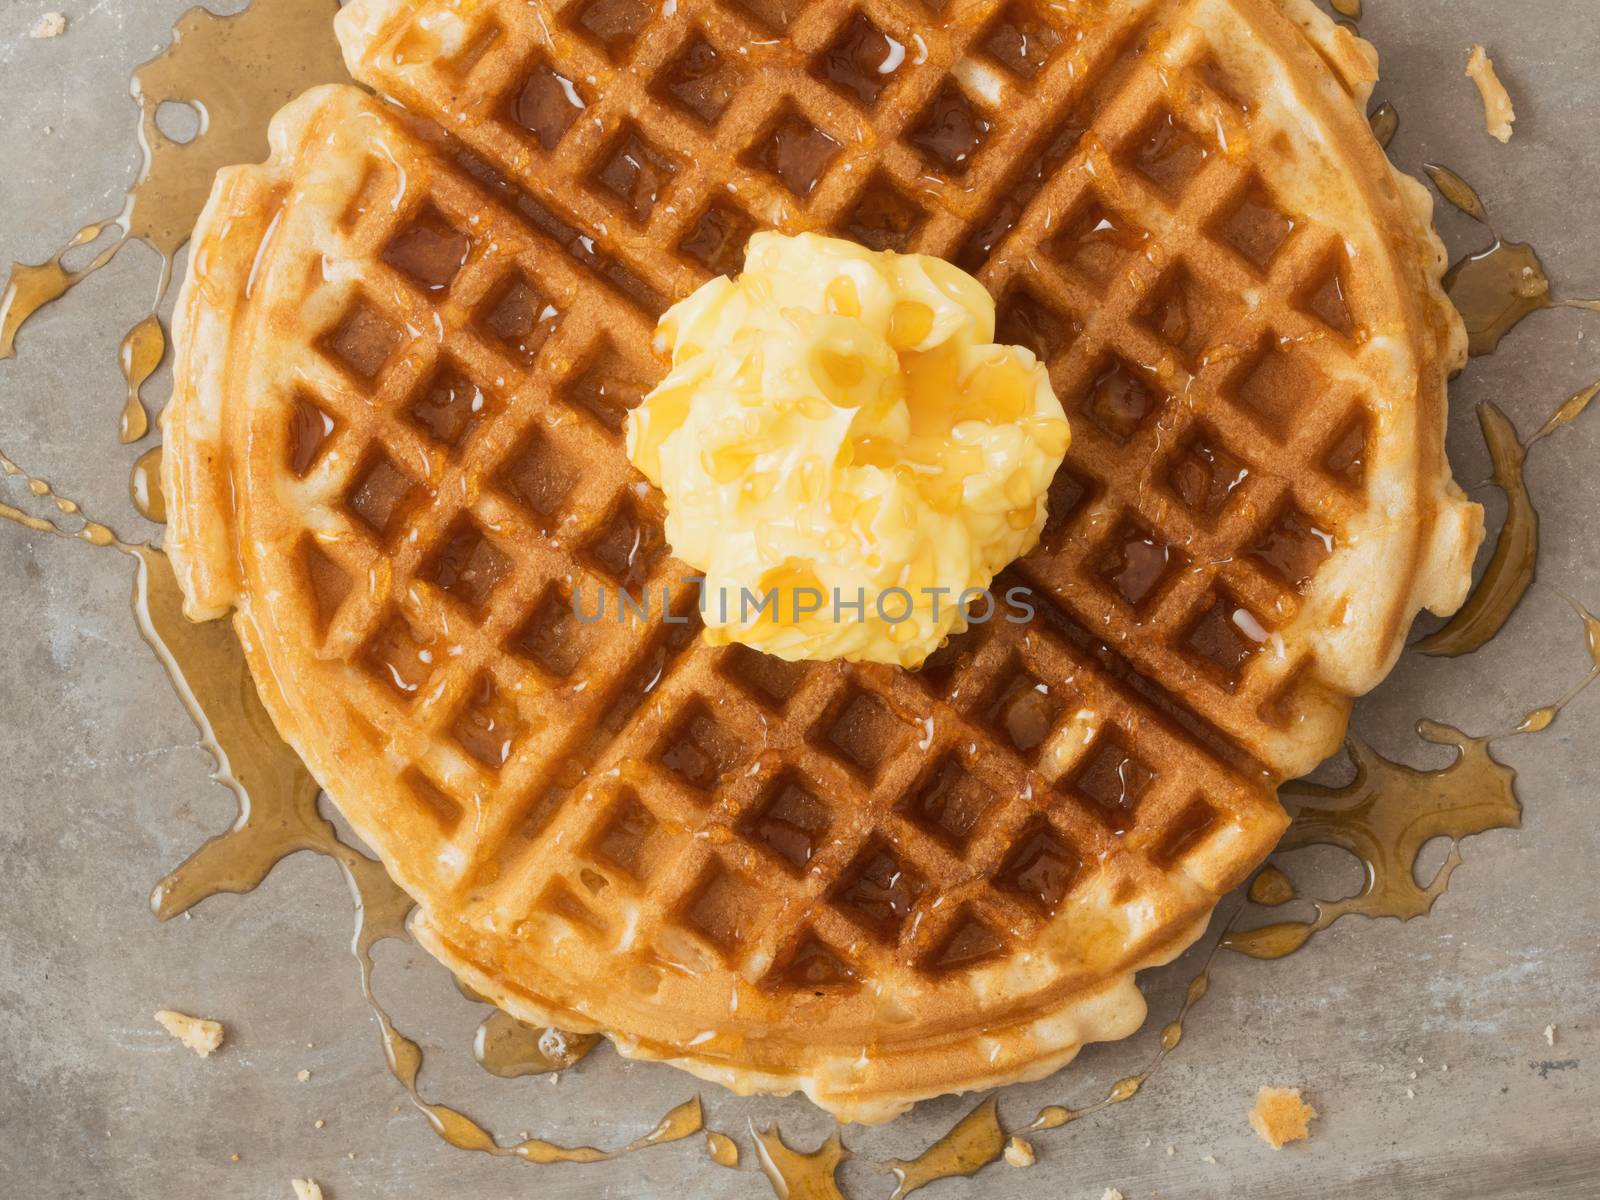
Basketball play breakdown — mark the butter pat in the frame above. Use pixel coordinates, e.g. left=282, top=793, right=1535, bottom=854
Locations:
left=627, top=232, right=1069, bottom=667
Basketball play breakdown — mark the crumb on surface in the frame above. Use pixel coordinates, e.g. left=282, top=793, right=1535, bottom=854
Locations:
left=29, top=11, right=66, bottom=38
left=296, top=1069, right=312, bottom=1082
left=1201, top=1153, right=1217, bottom=1164
left=291, top=1181, right=323, bottom=1200
left=1100, top=1189, right=1124, bottom=1200
left=314, top=1119, right=326, bottom=1130
left=1466, top=45, right=1515, bottom=142
left=155, top=1009, right=224, bottom=1057
left=1545, top=1025, right=1557, bottom=1046
left=1249, top=1086, right=1318, bottom=1149
left=1003, top=1136, right=1035, bottom=1168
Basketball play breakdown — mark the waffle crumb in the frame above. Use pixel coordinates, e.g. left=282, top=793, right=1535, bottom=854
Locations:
left=1545, top=1025, right=1557, bottom=1046
left=1100, top=1190, right=1125, bottom=1200
left=314, top=1120, right=326, bottom=1130
left=29, top=12, right=66, bottom=38
left=291, top=1181, right=323, bottom=1200
left=1004, top=1136, right=1036, bottom=1168
left=1466, top=45, right=1515, bottom=142
left=296, top=1069, right=312, bottom=1082
left=1248, top=1086, right=1317, bottom=1148
left=154, top=1009, right=224, bottom=1057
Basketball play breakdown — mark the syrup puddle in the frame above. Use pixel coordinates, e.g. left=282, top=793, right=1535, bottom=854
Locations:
left=753, top=1124, right=850, bottom=1198
left=1427, top=164, right=1600, bottom=356
left=472, top=1009, right=601, bottom=1078
left=1369, top=102, right=1399, bottom=149
left=1406, top=164, right=1600, bottom=657
left=1414, top=401, right=1534, bottom=656
left=0, top=0, right=349, bottom=441
left=885, top=1095, right=1004, bottom=1197
left=706, top=1128, right=741, bottom=1168
left=1224, top=723, right=1519, bottom=958
left=1229, top=597, right=1599, bottom=959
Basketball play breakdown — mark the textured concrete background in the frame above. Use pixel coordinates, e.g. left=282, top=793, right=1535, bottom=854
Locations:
left=2, top=2, right=1598, bottom=1197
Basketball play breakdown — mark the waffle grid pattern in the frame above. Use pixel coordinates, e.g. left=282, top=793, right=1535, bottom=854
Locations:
left=262, top=0, right=1382, bottom=990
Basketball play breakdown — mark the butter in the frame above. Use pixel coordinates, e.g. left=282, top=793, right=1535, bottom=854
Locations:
left=627, top=232, right=1070, bottom=667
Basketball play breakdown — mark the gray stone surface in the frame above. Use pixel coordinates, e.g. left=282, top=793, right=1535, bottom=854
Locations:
left=1, top=2, right=1597, bottom=1197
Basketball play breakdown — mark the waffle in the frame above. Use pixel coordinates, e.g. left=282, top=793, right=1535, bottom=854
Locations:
left=162, top=0, right=1480, bottom=1122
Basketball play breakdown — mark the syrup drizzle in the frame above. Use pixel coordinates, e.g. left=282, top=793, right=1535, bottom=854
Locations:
left=1021, top=970, right=1212, bottom=1135
left=1223, top=722, right=1519, bottom=959
left=884, top=1095, right=1005, bottom=1198
left=1368, top=102, right=1398, bottom=149
left=1512, top=597, right=1600, bottom=734
left=1408, top=164, right=1600, bottom=656
left=1247, top=864, right=1296, bottom=906
left=752, top=1124, right=849, bottom=1199
left=473, top=1010, right=601, bottom=1078
left=705, top=1129, right=740, bottom=1168
left=118, top=315, right=165, bottom=443
left=0, top=0, right=349, bottom=439
left=0, top=222, right=123, bottom=359
left=130, top=445, right=166, bottom=524
left=1526, top=379, right=1600, bottom=449
left=1414, top=402, right=1535, bottom=657
left=1427, top=163, right=1600, bottom=356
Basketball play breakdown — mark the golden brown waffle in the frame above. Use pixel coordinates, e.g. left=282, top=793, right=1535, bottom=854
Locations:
left=163, top=0, right=1480, bottom=1121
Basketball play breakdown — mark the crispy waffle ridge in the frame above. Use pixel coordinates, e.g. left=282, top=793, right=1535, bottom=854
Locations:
left=162, top=0, right=1481, bottom=1121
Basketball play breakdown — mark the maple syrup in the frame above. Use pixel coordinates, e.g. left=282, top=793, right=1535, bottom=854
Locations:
left=1512, top=598, right=1600, bottom=735
left=1224, top=723, right=1520, bottom=959
left=1368, top=102, right=1399, bottom=149
left=1410, top=164, right=1600, bottom=657
left=0, top=0, right=349, bottom=437
left=0, top=457, right=701, bottom=1166
left=129, top=445, right=166, bottom=524
left=1, top=4, right=1597, bottom=1196
left=1428, top=163, right=1600, bottom=356
left=753, top=1124, right=849, bottom=1199
left=885, top=1096, right=1004, bottom=1198
left=473, top=1010, right=600, bottom=1077
left=1021, top=971, right=1212, bottom=1134
left=705, top=1129, right=740, bottom=1168
left=1414, top=402, right=1534, bottom=657
left=118, top=315, right=164, bottom=443
left=0, top=221, right=121, bottom=359
left=1247, top=864, right=1296, bottom=907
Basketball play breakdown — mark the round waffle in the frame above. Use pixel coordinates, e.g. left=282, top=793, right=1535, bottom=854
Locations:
left=163, top=0, right=1480, bottom=1121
